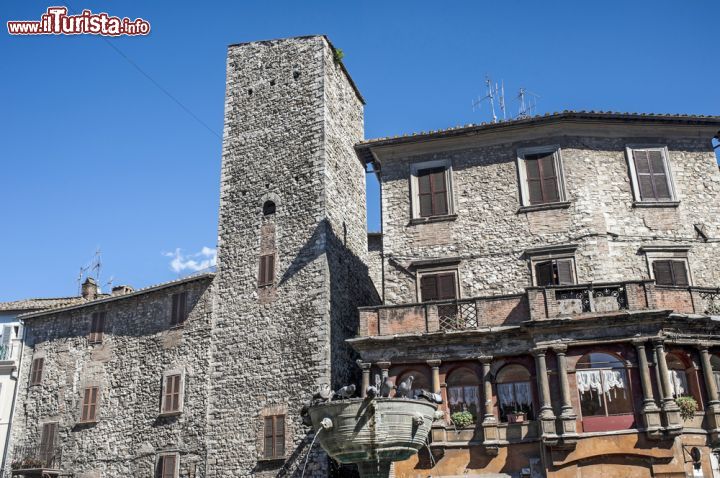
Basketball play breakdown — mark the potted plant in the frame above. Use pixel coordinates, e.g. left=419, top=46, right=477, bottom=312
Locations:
left=676, top=396, right=698, bottom=421
left=450, top=411, right=474, bottom=428
left=507, top=409, right=526, bottom=424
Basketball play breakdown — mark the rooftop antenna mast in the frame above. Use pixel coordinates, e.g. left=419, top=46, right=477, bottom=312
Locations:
left=517, top=88, right=540, bottom=119
left=472, top=76, right=506, bottom=123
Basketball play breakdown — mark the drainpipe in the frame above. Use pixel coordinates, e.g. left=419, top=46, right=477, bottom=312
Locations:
left=1, top=321, right=24, bottom=475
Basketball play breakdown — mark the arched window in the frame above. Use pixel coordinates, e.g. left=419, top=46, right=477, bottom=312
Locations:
left=496, top=364, right=533, bottom=422
left=447, top=368, right=480, bottom=419
left=666, top=353, right=690, bottom=398
left=576, top=352, right=633, bottom=417
left=396, top=370, right=430, bottom=397
left=263, top=200, right=276, bottom=216
left=711, top=355, right=720, bottom=394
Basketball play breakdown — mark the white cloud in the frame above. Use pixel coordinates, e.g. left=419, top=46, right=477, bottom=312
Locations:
left=163, top=247, right=217, bottom=274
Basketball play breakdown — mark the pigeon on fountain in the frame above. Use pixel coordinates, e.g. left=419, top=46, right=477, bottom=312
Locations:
left=312, top=384, right=332, bottom=403
left=380, top=377, right=394, bottom=398
left=333, top=384, right=356, bottom=400
left=366, top=385, right=379, bottom=398
left=414, top=389, right=443, bottom=404
left=394, top=375, right=415, bottom=398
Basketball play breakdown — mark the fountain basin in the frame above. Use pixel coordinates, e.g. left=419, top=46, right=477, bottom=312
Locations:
left=308, top=397, right=437, bottom=476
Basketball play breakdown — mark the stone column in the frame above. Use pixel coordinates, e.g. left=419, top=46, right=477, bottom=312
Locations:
left=697, top=344, right=720, bottom=444
left=532, top=347, right=558, bottom=443
left=377, top=361, right=391, bottom=379
left=427, top=360, right=441, bottom=394
left=653, top=339, right=682, bottom=434
left=553, top=346, right=578, bottom=446
left=360, top=362, right=372, bottom=398
left=633, top=340, right=662, bottom=439
left=531, top=347, right=558, bottom=445
left=479, top=356, right=499, bottom=454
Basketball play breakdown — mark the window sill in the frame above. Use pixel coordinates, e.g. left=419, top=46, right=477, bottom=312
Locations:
left=257, top=456, right=286, bottom=463
left=159, top=410, right=183, bottom=417
left=409, top=214, right=457, bottom=226
left=632, top=200, right=680, bottom=208
left=77, top=419, right=98, bottom=425
left=517, top=201, right=571, bottom=214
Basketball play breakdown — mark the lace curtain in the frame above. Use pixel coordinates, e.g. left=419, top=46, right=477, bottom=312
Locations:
left=448, top=385, right=480, bottom=414
left=668, top=370, right=688, bottom=397
left=576, top=369, right=627, bottom=404
left=497, top=382, right=532, bottom=409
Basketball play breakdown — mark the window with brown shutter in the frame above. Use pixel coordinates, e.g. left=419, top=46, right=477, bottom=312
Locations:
left=633, top=149, right=672, bottom=201
left=524, top=152, right=559, bottom=205
left=162, top=374, right=183, bottom=414
left=263, top=415, right=285, bottom=459
left=170, top=292, right=187, bottom=325
left=534, top=259, right=576, bottom=286
left=89, top=312, right=105, bottom=343
left=30, top=357, right=44, bottom=386
left=419, top=273, right=457, bottom=302
left=157, top=454, right=178, bottom=478
left=80, top=386, right=99, bottom=422
left=39, top=422, right=57, bottom=466
left=653, top=260, right=689, bottom=286
left=417, top=167, right=449, bottom=217
left=258, top=254, right=275, bottom=287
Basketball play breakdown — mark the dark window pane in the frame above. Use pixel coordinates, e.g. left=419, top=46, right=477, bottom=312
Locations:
left=542, top=176, right=559, bottom=202
left=419, top=194, right=433, bottom=217
left=525, top=158, right=541, bottom=179
left=437, top=274, right=457, bottom=300
left=535, top=261, right=555, bottom=286
left=539, top=154, right=556, bottom=179
left=634, top=151, right=650, bottom=173
left=417, top=173, right=432, bottom=195
left=528, top=179, right=543, bottom=204
left=653, top=174, right=671, bottom=199
left=433, top=192, right=448, bottom=215
left=431, top=170, right=446, bottom=192
left=648, top=151, right=665, bottom=173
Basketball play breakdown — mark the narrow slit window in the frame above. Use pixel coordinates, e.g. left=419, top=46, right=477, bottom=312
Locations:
left=258, top=254, right=275, bottom=287
left=263, top=415, right=285, bottom=459
left=30, top=357, right=44, bottom=386
left=162, top=374, right=183, bottom=414
left=80, top=386, right=99, bottom=422
left=170, top=292, right=188, bottom=325
left=89, top=312, right=106, bottom=343
left=157, top=454, right=178, bottom=478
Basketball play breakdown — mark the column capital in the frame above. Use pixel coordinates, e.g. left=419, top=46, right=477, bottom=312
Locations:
left=376, top=361, right=391, bottom=370
left=477, top=355, right=493, bottom=364
left=359, top=362, right=372, bottom=371
left=695, top=342, right=712, bottom=352
left=426, top=359, right=442, bottom=368
left=531, top=347, right=548, bottom=357
left=552, top=344, right=568, bottom=354
left=651, top=338, right=666, bottom=348
left=632, top=338, right=649, bottom=347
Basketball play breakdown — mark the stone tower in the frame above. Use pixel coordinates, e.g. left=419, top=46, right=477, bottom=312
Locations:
left=207, top=36, right=377, bottom=477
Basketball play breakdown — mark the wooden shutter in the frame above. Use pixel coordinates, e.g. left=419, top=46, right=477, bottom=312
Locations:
left=437, top=274, right=457, bottom=300
left=81, top=386, right=99, bottom=422
left=535, top=261, right=555, bottom=286
left=634, top=149, right=671, bottom=200
left=420, top=275, right=438, bottom=301
left=31, top=357, right=44, bottom=385
left=159, top=454, right=177, bottom=478
left=417, top=167, right=448, bottom=217
left=672, top=261, right=689, bottom=286
left=39, top=422, right=57, bottom=465
left=263, top=415, right=285, bottom=459
left=525, top=153, right=559, bottom=205
left=264, top=417, right=274, bottom=458
left=275, top=416, right=285, bottom=457
left=89, top=312, right=105, bottom=343
left=556, top=259, right=575, bottom=285
left=162, top=374, right=182, bottom=413
left=653, top=260, right=674, bottom=285
left=258, top=255, right=275, bottom=287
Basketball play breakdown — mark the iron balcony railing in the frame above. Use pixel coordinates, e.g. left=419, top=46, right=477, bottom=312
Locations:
left=10, top=445, right=62, bottom=472
left=553, top=283, right=629, bottom=313
left=436, top=299, right=479, bottom=332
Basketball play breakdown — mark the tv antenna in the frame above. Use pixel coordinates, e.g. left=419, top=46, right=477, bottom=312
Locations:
left=517, top=88, right=540, bottom=119
left=76, top=248, right=103, bottom=295
left=472, top=76, right=505, bottom=123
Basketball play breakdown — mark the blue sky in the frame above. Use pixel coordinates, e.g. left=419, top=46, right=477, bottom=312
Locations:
left=1, top=1, right=719, bottom=301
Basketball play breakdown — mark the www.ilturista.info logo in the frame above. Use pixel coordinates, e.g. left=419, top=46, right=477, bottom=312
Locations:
left=7, top=7, right=150, bottom=36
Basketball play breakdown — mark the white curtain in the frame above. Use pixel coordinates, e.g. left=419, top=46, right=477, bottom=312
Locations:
left=448, top=387, right=463, bottom=406
left=497, top=382, right=532, bottom=409
left=668, top=370, right=688, bottom=397
left=577, top=369, right=627, bottom=404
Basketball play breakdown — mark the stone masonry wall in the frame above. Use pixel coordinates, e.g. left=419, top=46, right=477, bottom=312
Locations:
left=209, top=36, right=375, bottom=478
left=379, top=132, right=720, bottom=304
left=9, top=276, right=214, bottom=478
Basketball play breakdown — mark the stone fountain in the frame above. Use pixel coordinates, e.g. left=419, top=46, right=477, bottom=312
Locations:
left=308, top=397, right=438, bottom=478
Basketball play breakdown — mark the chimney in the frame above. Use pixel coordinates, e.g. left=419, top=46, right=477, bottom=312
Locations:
left=111, top=285, right=134, bottom=296
left=81, top=277, right=98, bottom=300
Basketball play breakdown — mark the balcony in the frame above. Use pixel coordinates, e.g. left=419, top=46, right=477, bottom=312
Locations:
left=10, top=445, right=62, bottom=477
left=357, top=281, right=720, bottom=338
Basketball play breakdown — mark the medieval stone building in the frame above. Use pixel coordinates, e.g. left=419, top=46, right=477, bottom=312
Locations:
left=6, top=34, right=720, bottom=478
